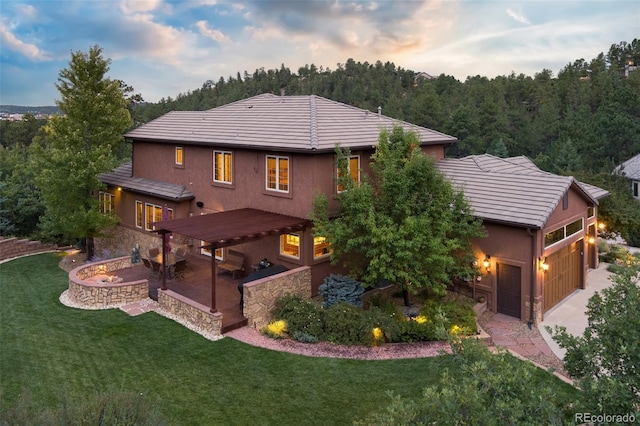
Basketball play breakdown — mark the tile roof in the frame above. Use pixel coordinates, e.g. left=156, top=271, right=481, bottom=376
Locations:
left=99, top=162, right=195, bottom=201
left=437, top=155, right=609, bottom=229
left=615, top=153, right=640, bottom=180
left=124, top=94, right=457, bottom=152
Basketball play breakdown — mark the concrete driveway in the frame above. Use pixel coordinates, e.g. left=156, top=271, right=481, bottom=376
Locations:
left=539, top=244, right=639, bottom=359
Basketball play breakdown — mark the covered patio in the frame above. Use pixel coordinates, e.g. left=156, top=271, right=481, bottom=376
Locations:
left=151, top=208, right=312, bottom=332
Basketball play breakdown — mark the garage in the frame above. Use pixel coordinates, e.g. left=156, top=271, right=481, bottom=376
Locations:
left=544, top=240, right=582, bottom=312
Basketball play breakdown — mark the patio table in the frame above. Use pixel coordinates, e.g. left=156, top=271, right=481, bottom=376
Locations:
left=150, top=253, right=185, bottom=279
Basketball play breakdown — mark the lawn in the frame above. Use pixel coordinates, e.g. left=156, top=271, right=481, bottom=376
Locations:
left=0, top=253, right=576, bottom=425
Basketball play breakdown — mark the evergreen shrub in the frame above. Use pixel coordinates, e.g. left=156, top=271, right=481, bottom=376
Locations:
left=274, top=294, right=325, bottom=339
left=319, top=274, right=364, bottom=308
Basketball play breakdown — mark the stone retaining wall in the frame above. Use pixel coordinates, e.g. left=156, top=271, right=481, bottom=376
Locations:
left=0, top=237, right=58, bottom=262
left=158, top=289, right=223, bottom=337
left=243, top=266, right=312, bottom=329
left=68, top=256, right=149, bottom=308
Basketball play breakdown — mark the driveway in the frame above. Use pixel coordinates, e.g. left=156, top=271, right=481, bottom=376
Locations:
left=539, top=244, right=639, bottom=359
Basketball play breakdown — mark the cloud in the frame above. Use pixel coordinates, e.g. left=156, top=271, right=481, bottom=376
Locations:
left=120, top=0, right=163, bottom=15
left=196, top=20, right=231, bottom=44
left=0, top=20, right=50, bottom=61
left=506, top=8, right=531, bottom=25
left=15, top=4, right=37, bottom=19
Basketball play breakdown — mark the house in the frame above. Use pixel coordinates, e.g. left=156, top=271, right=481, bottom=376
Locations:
left=99, top=94, right=456, bottom=299
left=438, top=155, right=609, bottom=324
left=614, top=153, right=640, bottom=200
left=99, top=93, right=608, bottom=325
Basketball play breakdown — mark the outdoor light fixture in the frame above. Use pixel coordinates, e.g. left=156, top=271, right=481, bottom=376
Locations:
left=588, top=236, right=596, bottom=244
left=598, top=222, right=606, bottom=230
left=483, top=255, right=491, bottom=271
left=539, top=257, right=549, bottom=272
left=196, top=201, right=204, bottom=208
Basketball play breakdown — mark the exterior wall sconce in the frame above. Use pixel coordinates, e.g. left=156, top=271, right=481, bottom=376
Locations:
left=598, top=222, right=606, bottom=231
left=588, top=236, right=596, bottom=244
left=483, top=255, right=491, bottom=271
left=539, top=257, right=549, bottom=272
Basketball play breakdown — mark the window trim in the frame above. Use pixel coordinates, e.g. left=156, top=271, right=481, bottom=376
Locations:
left=145, top=203, right=172, bottom=231
left=313, top=236, right=332, bottom=259
left=280, top=233, right=300, bottom=259
left=544, top=218, right=584, bottom=248
left=213, top=150, right=233, bottom=184
left=99, top=191, right=114, bottom=214
left=135, top=201, right=143, bottom=228
left=337, top=155, right=360, bottom=193
left=266, top=155, right=290, bottom=193
left=175, top=146, right=184, bottom=166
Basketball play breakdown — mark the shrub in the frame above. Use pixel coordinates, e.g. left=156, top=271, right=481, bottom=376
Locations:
left=367, top=292, right=404, bottom=322
left=422, top=299, right=477, bottom=335
left=274, top=294, right=325, bottom=339
left=324, top=302, right=367, bottom=345
left=292, top=331, right=319, bottom=343
left=262, top=320, right=287, bottom=339
left=319, top=274, right=364, bottom=308
left=395, top=318, right=439, bottom=343
left=360, top=306, right=400, bottom=345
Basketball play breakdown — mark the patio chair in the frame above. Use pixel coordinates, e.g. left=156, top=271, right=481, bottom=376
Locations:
left=148, top=247, right=160, bottom=258
left=171, top=259, right=187, bottom=280
left=175, top=247, right=186, bottom=258
left=149, top=259, right=163, bottom=279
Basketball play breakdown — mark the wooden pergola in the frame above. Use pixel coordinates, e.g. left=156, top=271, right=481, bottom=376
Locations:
left=153, top=208, right=311, bottom=312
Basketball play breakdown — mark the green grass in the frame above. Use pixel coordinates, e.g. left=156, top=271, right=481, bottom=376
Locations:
left=0, top=253, right=577, bottom=425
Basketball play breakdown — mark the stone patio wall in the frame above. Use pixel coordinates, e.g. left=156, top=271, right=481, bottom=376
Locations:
left=68, top=256, right=149, bottom=308
left=158, top=289, right=223, bottom=337
left=0, top=237, right=58, bottom=262
left=95, top=225, right=190, bottom=260
left=243, top=266, right=312, bottom=329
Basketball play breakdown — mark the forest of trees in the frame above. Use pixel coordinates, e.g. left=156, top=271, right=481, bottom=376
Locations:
left=1, top=39, right=639, bottom=243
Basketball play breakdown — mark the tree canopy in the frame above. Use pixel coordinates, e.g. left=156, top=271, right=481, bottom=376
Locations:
left=312, top=126, right=485, bottom=300
left=31, top=45, right=133, bottom=257
left=549, top=256, right=640, bottom=415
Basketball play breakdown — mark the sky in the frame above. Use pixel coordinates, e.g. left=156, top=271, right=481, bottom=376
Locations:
left=1, top=0, right=638, bottom=106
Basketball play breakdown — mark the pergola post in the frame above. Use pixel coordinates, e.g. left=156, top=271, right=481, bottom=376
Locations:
left=210, top=247, right=217, bottom=313
left=161, top=232, right=167, bottom=291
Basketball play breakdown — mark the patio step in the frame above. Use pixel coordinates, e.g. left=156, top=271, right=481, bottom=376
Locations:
left=221, top=319, right=248, bottom=334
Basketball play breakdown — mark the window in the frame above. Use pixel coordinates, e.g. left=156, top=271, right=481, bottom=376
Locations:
left=634, top=182, right=639, bottom=198
left=201, top=243, right=223, bottom=260
left=566, top=218, right=583, bottom=237
left=313, top=236, right=332, bottom=259
left=214, top=150, right=232, bottom=183
left=266, top=155, right=289, bottom=192
left=280, top=233, right=300, bottom=258
left=145, top=203, right=172, bottom=231
left=99, top=191, right=114, bottom=214
left=337, top=155, right=360, bottom=192
left=562, top=192, right=569, bottom=210
left=175, top=147, right=183, bottom=165
left=135, top=201, right=143, bottom=228
left=544, top=218, right=584, bottom=248
left=587, top=206, right=595, bottom=218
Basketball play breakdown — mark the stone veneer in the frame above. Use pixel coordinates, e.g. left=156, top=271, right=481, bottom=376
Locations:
left=158, top=289, right=223, bottom=337
left=68, top=256, right=149, bottom=308
left=95, top=225, right=190, bottom=260
left=243, top=266, right=312, bottom=329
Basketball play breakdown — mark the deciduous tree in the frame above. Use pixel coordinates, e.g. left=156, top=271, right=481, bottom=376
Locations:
left=312, top=126, right=485, bottom=304
left=549, top=257, right=640, bottom=414
left=32, top=45, right=132, bottom=259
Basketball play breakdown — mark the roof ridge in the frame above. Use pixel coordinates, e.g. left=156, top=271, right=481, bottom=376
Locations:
left=309, top=95, right=319, bottom=150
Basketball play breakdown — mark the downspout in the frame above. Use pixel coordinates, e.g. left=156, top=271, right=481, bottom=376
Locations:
left=527, top=227, right=536, bottom=330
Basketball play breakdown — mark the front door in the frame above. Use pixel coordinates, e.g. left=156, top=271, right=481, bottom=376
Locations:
left=497, top=263, right=521, bottom=318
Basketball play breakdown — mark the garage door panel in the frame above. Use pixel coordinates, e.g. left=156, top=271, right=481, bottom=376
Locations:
left=544, top=241, right=581, bottom=312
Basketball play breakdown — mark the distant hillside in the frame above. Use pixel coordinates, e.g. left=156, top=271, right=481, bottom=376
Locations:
left=0, top=105, right=59, bottom=115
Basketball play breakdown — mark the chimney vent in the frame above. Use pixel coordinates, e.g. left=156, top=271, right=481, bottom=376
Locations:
left=378, top=106, right=382, bottom=116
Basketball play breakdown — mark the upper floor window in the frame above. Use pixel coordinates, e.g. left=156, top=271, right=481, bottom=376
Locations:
left=280, top=233, right=300, bottom=259
left=135, top=201, right=143, bottom=228
left=587, top=206, right=595, bottom=219
left=99, top=191, right=114, bottom=214
left=214, top=150, right=232, bottom=184
left=634, top=181, right=639, bottom=198
left=175, top=147, right=184, bottom=166
left=544, top=218, right=583, bottom=248
left=145, top=203, right=173, bottom=231
left=266, top=155, right=289, bottom=192
left=337, top=155, right=360, bottom=192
